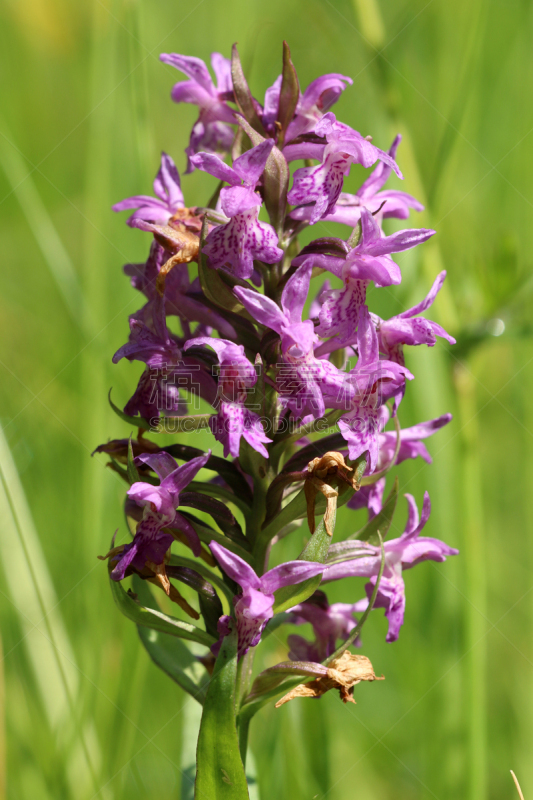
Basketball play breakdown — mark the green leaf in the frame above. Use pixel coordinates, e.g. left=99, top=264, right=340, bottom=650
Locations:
left=109, top=574, right=215, bottom=647
left=108, top=389, right=151, bottom=430
left=277, top=41, right=299, bottom=148
left=231, top=44, right=266, bottom=137
left=272, top=511, right=333, bottom=613
left=263, top=144, right=289, bottom=235
left=348, top=476, right=399, bottom=543
left=133, top=577, right=209, bottom=704
left=347, top=219, right=362, bottom=249
left=195, top=622, right=250, bottom=799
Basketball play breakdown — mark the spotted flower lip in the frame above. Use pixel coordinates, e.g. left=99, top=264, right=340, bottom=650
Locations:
left=112, top=152, right=184, bottom=226
left=234, top=261, right=350, bottom=420
left=287, top=112, right=403, bottom=224
left=184, top=337, right=272, bottom=458
left=336, top=305, right=412, bottom=470
left=295, top=208, right=435, bottom=345
left=190, top=140, right=284, bottom=278
left=291, top=134, right=423, bottom=226
left=160, top=52, right=236, bottom=170
left=210, top=541, right=326, bottom=657
left=324, top=492, right=459, bottom=641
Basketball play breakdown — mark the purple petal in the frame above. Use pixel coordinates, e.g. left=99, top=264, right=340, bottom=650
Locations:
left=153, top=152, right=183, bottom=208
left=112, top=195, right=169, bottom=213
left=366, top=574, right=406, bottom=642
left=204, top=211, right=283, bottom=279
left=189, top=151, right=239, bottom=185
left=315, top=279, right=367, bottom=341
left=324, top=554, right=380, bottom=582
left=357, top=305, right=379, bottom=366
left=135, top=452, right=179, bottom=481
left=260, top=560, right=326, bottom=595
left=233, top=139, right=275, bottom=186
left=169, top=80, right=213, bottom=106
left=299, top=74, right=353, bottom=115
left=210, top=541, right=261, bottom=591
left=160, top=53, right=215, bottom=94
left=365, top=227, right=435, bottom=257
left=210, top=402, right=245, bottom=458
left=172, top=511, right=202, bottom=557
left=210, top=52, right=232, bottom=92
left=357, top=134, right=402, bottom=197
left=347, top=479, right=385, bottom=516
left=242, top=408, right=272, bottom=458
left=403, top=493, right=419, bottom=535
left=401, top=414, right=452, bottom=442
left=127, top=481, right=172, bottom=515
left=338, top=406, right=381, bottom=469
left=281, top=262, right=313, bottom=323
left=184, top=336, right=246, bottom=364
left=401, top=537, right=459, bottom=567
left=220, top=185, right=261, bottom=217
left=160, top=451, right=211, bottom=498
left=283, top=142, right=326, bottom=162
left=263, top=75, right=282, bottom=130
left=234, top=286, right=286, bottom=333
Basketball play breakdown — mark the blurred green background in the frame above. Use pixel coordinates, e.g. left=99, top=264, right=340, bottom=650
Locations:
left=1, top=0, right=533, bottom=797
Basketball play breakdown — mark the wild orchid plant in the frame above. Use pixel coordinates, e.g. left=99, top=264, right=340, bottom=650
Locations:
left=96, top=42, right=458, bottom=797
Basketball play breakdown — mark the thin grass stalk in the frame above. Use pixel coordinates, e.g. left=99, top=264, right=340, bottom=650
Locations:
left=0, top=426, right=100, bottom=793
left=455, top=362, right=487, bottom=800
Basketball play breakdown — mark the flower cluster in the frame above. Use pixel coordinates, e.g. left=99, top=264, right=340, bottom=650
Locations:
left=100, top=43, right=458, bottom=713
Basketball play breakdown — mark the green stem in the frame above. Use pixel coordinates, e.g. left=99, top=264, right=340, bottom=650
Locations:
left=253, top=488, right=306, bottom=571
left=238, top=715, right=251, bottom=768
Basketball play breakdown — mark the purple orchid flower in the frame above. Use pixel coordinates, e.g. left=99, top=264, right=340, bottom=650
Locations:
left=190, top=140, right=283, bottom=279
left=261, top=75, right=283, bottom=135
left=123, top=242, right=237, bottom=338
left=210, top=541, right=326, bottom=657
left=377, top=411, right=453, bottom=469
left=112, top=153, right=184, bottom=226
left=287, top=113, right=403, bottom=225
left=325, top=492, right=459, bottom=641
left=346, top=412, right=452, bottom=514
left=346, top=478, right=386, bottom=516
left=287, top=590, right=361, bottom=661
left=284, top=73, right=353, bottom=142
left=337, top=305, right=411, bottom=469
left=113, top=298, right=216, bottom=421
left=301, top=208, right=435, bottom=345
left=184, top=337, right=271, bottom=458
left=111, top=451, right=210, bottom=579
left=291, top=134, right=423, bottom=227
left=374, top=270, right=456, bottom=365
left=234, top=262, right=348, bottom=421
left=112, top=297, right=181, bottom=370
left=160, top=52, right=235, bottom=171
